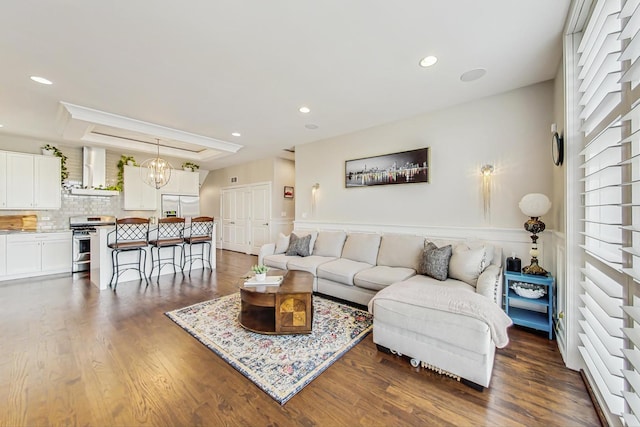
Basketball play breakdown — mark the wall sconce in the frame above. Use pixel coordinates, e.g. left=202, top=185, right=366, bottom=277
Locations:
left=480, top=164, right=494, bottom=218
left=311, top=183, right=320, bottom=216
left=518, top=193, right=552, bottom=275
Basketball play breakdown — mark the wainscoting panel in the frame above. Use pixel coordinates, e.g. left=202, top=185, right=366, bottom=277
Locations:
left=293, top=220, right=543, bottom=270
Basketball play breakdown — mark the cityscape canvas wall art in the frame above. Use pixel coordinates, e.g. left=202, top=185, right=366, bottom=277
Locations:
left=345, top=148, right=429, bottom=188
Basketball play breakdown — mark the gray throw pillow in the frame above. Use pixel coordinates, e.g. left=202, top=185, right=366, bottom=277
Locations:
left=418, top=242, right=452, bottom=281
left=285, top=233, right=312, bottom=257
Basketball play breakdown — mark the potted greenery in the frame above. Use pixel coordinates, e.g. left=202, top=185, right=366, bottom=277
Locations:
left=41, top=144, right=69, bottom=182
left=116, top=155, right=137, bottom=191
left=182, top=161, right=200, bottom=172
left=251, top=264, right=269, bottom=281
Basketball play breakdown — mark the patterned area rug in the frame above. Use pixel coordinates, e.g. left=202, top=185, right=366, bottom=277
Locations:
left=166, top=293, right=373, bottom=405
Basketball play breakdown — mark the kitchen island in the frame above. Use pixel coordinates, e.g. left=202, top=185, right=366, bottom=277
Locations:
left=90, top=224, right=217, bottom=290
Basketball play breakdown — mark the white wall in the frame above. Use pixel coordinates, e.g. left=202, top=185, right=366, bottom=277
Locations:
left=200, top=157, right=275, bottom=221
left=272, top=157, right=295, bottom=220
left=552, top=66, right=566, bottom=235
left=199, top=156, right=296, bottom=242
left=295, top=81, right=555, bottom=230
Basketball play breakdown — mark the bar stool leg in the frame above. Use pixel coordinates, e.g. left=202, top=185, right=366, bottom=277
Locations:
left=110, top=249, right=118, bottom=288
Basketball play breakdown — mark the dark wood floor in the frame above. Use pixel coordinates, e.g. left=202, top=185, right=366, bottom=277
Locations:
left=0, top=250, right=599, bottom=426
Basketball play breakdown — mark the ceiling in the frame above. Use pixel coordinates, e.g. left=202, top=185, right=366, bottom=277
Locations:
left=0, top=0, right=570, bottom=170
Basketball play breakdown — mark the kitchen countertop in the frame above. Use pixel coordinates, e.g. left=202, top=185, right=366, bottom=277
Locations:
left=0, top=229, right=71, bottom=235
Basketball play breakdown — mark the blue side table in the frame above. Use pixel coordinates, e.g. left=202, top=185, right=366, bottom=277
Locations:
left=504, top=271, right=554, bottom=339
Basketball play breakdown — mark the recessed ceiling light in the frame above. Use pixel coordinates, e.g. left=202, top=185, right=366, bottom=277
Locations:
left=231, top=132, right=241, bottom=137
left=305, top=124, right=319, bottom=130
left=299, top=106, right=311, bottom=114
left=30, top=76, right=53, bottom=85
left=0, top=124, right=4, bottom=128
left=419, top=56, right=438, bottom=67
left=460, top=68, right=487, bottom=82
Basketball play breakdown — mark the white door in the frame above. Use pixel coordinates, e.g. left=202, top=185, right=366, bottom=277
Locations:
left=236, top=189, right=251, bottom=252
left=222, top=189, right=248, bottom=252
left=250, top=184, right=271, bottom=255
left=222, top=189, right=236, bottom=249
left=225, top=189, right=250, bottom=253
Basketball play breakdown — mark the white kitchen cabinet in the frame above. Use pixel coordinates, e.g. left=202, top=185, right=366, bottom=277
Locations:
left=41, top=235, right=72, bottom=271
left=0, top=235, right=6, bottom=276
left=6, top=153, right=35, bottom=208
left=123, top=165, right=157, bottom=210
left=177, top=170, right=199, bottom=195
left=6, top=237, right=40, bottom=275
left=0, top=153, right=6, bottom=208
left=161, top=169, right=199, bottom=196
left=35, top=155, right=62, bottom=209
left=4, top=152, right=61, bottom=210
left=4, top=232, right=71, bottom=278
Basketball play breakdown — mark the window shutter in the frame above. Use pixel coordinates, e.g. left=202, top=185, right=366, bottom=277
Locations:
left=576, top=0, right=627, bottom=421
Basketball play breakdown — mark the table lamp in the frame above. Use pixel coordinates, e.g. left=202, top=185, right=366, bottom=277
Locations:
left=518, top=193, right=552, bottom=275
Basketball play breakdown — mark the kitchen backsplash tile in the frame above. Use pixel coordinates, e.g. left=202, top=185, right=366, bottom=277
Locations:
left=2, top=192, right=123, bottom=230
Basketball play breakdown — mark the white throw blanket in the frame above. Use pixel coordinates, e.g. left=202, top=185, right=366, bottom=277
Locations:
left=368, top=280, right=513, bottom=348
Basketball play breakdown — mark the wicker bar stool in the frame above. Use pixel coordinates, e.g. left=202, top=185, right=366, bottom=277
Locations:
left=107, top=217, right=150, bottom=290
left=183, top=216, right=214, bottom=275
left=149, top=217, right=186, bottom=278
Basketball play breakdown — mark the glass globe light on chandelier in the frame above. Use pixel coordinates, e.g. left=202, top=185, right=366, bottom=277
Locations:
left=141, top=138, right=172, bottom=189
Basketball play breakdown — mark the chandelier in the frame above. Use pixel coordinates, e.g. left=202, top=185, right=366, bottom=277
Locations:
left=140, top=138, right=172, bottom=189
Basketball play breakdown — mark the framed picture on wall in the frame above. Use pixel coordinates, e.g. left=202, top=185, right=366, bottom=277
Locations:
left=284, top=186, right=294, bottom=198
left=345, top=147, right=429, bottom=188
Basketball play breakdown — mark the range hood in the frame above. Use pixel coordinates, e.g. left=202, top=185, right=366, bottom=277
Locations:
left=69, top=147, right=119, bottom=196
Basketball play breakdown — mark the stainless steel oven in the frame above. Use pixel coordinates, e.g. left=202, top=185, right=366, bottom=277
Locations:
left=69, top=216, right=115, bottom=273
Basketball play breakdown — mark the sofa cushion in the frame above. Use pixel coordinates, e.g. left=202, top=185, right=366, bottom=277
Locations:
left=371, top=295, right=491, bottom=355
left=313, top=231, right=347, bottom=257
left=275, top=233, right=290, bottom=254
left=376, top=234, right=425, bottom=270
left=317, top=258, right=373, bottom=286
left=263, top=254, right=297, bottom=270
left=294, top=230, right=318, bottom=254
left=287, top=255, right=337, bottom=275
left=476, top=264, right=501, bottom=303
left=341, top=233, right=381, bottom=265
left=405, top=274, right=475, bottom=292
left=354, top=266, right=416, bottom=291
left=417, top=242, right=452, bottom=281
left=449, top=243, right=493, bottom=286
left=286, top=233, right=312, bottom=257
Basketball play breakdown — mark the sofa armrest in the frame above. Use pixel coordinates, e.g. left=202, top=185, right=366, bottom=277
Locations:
left=476, top=265, right=503, bottom=307
left=258, top=243, right=276, bottom=265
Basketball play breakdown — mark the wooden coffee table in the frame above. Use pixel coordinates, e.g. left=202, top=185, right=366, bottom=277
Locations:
left=239, top=269, right=314, bottom=334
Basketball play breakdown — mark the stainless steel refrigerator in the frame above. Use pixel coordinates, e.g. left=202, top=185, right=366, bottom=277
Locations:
left=161, top=195, right=200, bottom=218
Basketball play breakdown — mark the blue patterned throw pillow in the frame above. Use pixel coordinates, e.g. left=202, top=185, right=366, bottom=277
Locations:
left=418, top=242, right=452, bottom=281
left=285, top=233, right=312, bottom=257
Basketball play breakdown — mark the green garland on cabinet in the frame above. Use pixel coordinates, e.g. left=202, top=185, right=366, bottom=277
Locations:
left=181, top=161, right=200, bottom=171
left=41, top=144, right=68, bottom=182
left=115, top=155, right=138, bottom=191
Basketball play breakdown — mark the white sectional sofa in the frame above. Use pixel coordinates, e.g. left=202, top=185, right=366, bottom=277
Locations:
left=258, top=229, right=512, bottom=390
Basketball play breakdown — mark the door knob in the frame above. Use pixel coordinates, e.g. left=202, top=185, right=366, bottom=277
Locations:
left=263, top=223, right=269, bottom=226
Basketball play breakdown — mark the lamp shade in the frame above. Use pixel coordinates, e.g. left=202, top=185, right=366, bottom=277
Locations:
left=519, top=193, right=551, bottom=217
